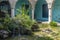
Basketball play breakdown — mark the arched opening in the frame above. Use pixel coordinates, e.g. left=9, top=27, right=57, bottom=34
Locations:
left=15, top=0, right=32, bottom=18
left=52, top=0, right=60, bottom=22
left=34, top=0, right=48, bottom=22
left=0, top=1, right=11, bottom=18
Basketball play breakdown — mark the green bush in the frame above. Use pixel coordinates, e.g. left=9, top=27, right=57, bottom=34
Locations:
left=0, top=23, right=4, bottom=30
left=15, top=5, right=36, bottom=30
left=14, top=4, right=36, bottom=35
left=0, top=14, right=20, bottom=34
left=0, top=4, right=36, bottom=35
left=31, top=23, right=40, bottom=32
left=0, top=4, right=36, bottom=36
left=15, top=14, right=36, bottom=30
left=0, top=14, right=11, bottom=30
left=50, top=21, right=57, bottom=27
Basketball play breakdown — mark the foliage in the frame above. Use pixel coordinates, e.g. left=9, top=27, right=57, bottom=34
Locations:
left=0, top=4, right=36, bottom=36
left=15, top=14, right=36, bottom=30
left=0, top=14, right=10, bottom=30
left=13, top=5, right=36, bottom=35
left=31, top=23, right=40, bottom=32
left=15, top=5, right=36, bottom=30
left=50, top=21, right=57, bottom=27
left=0, top=23, right=4, bottom=30
left=6, top=36, right=54, bottom=40
left=37, top=36, right=54, bottom=40
left=0, top=14, right=19, bottom=31
left=16, top=3, right=30, bottom=16
left=2, top=14, right=11, bottom=30
left=41, top=24, right=49, bottom=28
left=20, top=27, right=33, bottom=35
left=0, top=14, right=21, bottom=37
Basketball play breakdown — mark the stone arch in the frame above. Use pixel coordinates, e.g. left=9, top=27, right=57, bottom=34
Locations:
left=0, top=1, right=11, bottom=17
left=15, top=0, right=32, bottom=17
left=52, top=0, right=60, bottom=22
left=34, top=0, right=48, bottom=22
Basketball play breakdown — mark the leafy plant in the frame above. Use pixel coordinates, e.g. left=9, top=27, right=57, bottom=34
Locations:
left=31, top=23, right=40, bottom=32
left=0, top=4, right=36, bottom=36
left=0, top=23, right=4, bottom=30
left=13, top=4, right=36, bottom=35
left=15, top=4, right=36, bottom=30
left=0, top=14, right=11, bottom=30
left=50, top=21, right=57, bottom=27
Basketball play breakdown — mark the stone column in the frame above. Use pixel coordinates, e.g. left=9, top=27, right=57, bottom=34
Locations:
left=48, top=3, right=52, bottom=23
left=29, top=0, right=37, bottom=19
left=46, top=0, right=54, bottom=23
left=32, top=6, right=35, bottom=19
left=49, top=8, right=52, bottom=23
left=9, top=0, right=18, bottom=18
left=11, top=8, right=15, bottom=18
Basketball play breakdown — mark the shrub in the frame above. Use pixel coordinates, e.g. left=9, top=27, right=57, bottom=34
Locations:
left=15, top=14, right=36, bottom=35
left=0, top=4, right=36, bottom=36
left=15, top=14, right=36, bottom=30
left=20, top=27, right=33, bottom=35
left=50, top=21, right=57, bottom=27
left=0, top=14, right=20, bottom=36
left=0, top=14, right=10, bottom=30
left=0, top=5, right=36, bottom=36
left=2, top=14, right=11, bottom=30
left=0, top=23, right=4, bottom=30
left=15, top=5, right=36, bottom=30
left=14, top=4, right=36, bottom=35
left=3, top=16, right=21, bottom=36
left=31, top=23, right=40, bottom=32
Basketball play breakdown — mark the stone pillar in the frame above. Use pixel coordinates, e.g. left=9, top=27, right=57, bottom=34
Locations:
left=11, top=8, right=15, bottom=18
left=29, top=0, right=37, bottom=19
left=48, top=3, right=52, bottom=23
left=46, top=0, right=54, bottom=23
left=49, top=8, right=52, bottom=23
left=32, top=7, right=35, bottom=19
left=9, top=0, right=18, bottom=18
